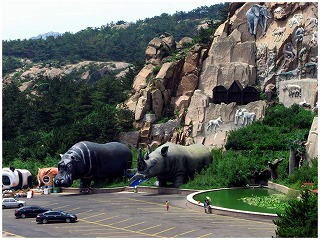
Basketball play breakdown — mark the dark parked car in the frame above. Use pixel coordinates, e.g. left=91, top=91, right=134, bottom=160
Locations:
left=15, top=206, right=52, bottom=218
left=36, top=211, right=77, bottom=224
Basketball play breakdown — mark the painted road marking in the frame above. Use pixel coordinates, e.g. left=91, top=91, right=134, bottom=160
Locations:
left=198, top=232, right=214, bottom=238
left=80, top=218, right=161, bottom=238
left=108, top=218, right=132, bottom=226
left=42, top=202, right=60, bottom=207
left=52, top=204, right=70, bottom=210
left=123, top=221, right=145, bottom=229
left=125, top=197, right=164, bottom=207
left=172, top=229, right=195, bottom=237
left=2, top=231, right=25, bottom=238
left=95, top=215, right=119, bottom=222
left=65, top=207, right=81, bottom=212
left=153, top=227, right=176, bottom=235
left=81, top=213, right=105, bottom=219
left=75, top=210, right=93, bottom=215
left=137, top=224, right=162, bottom=232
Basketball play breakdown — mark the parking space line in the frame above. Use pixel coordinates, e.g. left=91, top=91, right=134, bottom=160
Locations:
left=68, top=228, right=106, bottom=232
left=76, top=210, right=93, bottom=215
left=153, top=226, right=176, bottom=235
left=81, top=213, right=105, bottom=219
left=80, top=218, right=161, bottom=238
left=108, top=218, right=132, bottom=226
left=172, top=229, right=195, bottom=237
left=125, top=197, right=164, bottom=207
left=2, top=231, right=25, bottom=238
left=123, top=221, right=145, bottom=229
left=53, top=204, right=69, bottom=210
left=42, top=203, right=60, bottom=208
left=137, top=224, right=162, bottom=232
left=66, top=207, right=81, bottom=212
left=95, top=215, right=119, bottom=222
left=198, top=232, right=214, bottom=238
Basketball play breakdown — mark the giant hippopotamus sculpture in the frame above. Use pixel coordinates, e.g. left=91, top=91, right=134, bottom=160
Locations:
left=54, top=141, right=132, bottom=188
left=130, top=143, right=212, bottom=188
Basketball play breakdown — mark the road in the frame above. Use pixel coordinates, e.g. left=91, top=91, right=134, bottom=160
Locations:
left=2, top=191, right=277, bottom=238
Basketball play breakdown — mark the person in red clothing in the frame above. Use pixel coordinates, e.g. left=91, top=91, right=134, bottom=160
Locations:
left=165, top=200, right=170, bottom=211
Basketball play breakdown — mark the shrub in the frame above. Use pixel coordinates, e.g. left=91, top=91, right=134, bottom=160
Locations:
left=273, top=189, right=318, bottom=238
left=275, top=158, right=318, bottom=189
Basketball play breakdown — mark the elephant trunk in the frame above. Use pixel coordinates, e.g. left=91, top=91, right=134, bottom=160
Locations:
left=261, top=15, right=270, bottom=35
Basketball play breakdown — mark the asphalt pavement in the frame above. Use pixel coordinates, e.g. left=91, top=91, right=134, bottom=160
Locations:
left=2, top=190, right=277, bottom=238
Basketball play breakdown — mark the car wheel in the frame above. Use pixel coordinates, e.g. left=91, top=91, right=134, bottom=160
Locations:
left=2, top=205, right=5, bottom=209
left=65, top=218, right=71, bottom=223
left=18, top=204, right=23, bottom=208
left=42, top=219, right=48, bottom=224
left=21, top=214, right=26, bottom=219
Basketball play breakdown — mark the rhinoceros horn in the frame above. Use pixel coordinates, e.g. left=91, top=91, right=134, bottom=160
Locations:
left=137, top=148, right=147, bottom=171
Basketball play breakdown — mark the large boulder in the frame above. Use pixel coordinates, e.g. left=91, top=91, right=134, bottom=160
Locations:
left=132, top=64, right=154, bottom=92
left=145, top=33, right=176, bottom=65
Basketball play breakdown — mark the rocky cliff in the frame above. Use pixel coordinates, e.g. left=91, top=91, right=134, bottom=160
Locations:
left=120, top=2, right=318, bottom=161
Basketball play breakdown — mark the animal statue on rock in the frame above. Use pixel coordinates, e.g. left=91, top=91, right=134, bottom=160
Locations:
left=239, top=111, right=256, bottom=125
left=207, top=117, right=223, bottom=132
left=246, top=4, right=270, bottom=36
left=54, top=141, right=132, bottom=189
left=234, top=108, right=247, bottom=125
left=282, top=84, right=301, bottom=97
left=130, top=143, right=212, bottom=188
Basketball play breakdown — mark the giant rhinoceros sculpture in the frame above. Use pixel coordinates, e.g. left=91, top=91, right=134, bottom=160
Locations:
left=130, top=143, right=212, bottom=188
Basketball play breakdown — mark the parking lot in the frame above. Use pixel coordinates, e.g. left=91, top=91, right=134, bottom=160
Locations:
left=2, top=190, right=277, bottom=238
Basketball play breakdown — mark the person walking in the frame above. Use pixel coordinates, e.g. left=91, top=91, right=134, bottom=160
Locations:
left=165, top=200, right=170, bottom=211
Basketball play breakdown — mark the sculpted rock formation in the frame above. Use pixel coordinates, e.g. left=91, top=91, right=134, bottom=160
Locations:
left=121, top=2, right=317, bottom=152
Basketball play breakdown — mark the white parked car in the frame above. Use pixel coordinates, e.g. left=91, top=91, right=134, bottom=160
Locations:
left=2, top=198, right=26, bottom=209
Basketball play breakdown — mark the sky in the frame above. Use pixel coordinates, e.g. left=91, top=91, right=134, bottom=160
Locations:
left=1, top=0, right=221, bottom=40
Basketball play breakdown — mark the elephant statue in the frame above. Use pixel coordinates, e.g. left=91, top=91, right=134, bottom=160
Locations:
left=246, top=4, right=270, bottom=36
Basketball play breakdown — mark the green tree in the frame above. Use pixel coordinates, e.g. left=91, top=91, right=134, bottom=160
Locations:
left=273, top=189, right=318, bottom=238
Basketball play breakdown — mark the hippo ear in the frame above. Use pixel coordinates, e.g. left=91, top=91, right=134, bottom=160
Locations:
left=161, top=146, right=169, bottom=156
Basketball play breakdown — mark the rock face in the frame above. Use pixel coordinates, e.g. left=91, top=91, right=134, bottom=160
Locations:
left=198, top=34, right=257, bottom=96
left=121, top=2, right=318, bottom=152
left=305, top=117, right=318, bottom=163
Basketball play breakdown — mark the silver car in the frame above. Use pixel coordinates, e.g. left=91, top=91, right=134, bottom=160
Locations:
left=2, top=198, right=26, bottom=209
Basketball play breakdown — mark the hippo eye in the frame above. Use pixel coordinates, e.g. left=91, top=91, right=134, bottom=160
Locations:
left=66, top=163, right=72, bottom=171
left=151, top=159, right=158, bottom=164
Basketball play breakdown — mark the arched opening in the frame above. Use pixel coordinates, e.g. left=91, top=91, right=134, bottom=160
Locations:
left=242, top=86, right=259, bottom=105
left=228, top=80, right=243, bottom=105
left=212, top=85, right=228, bottom=104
